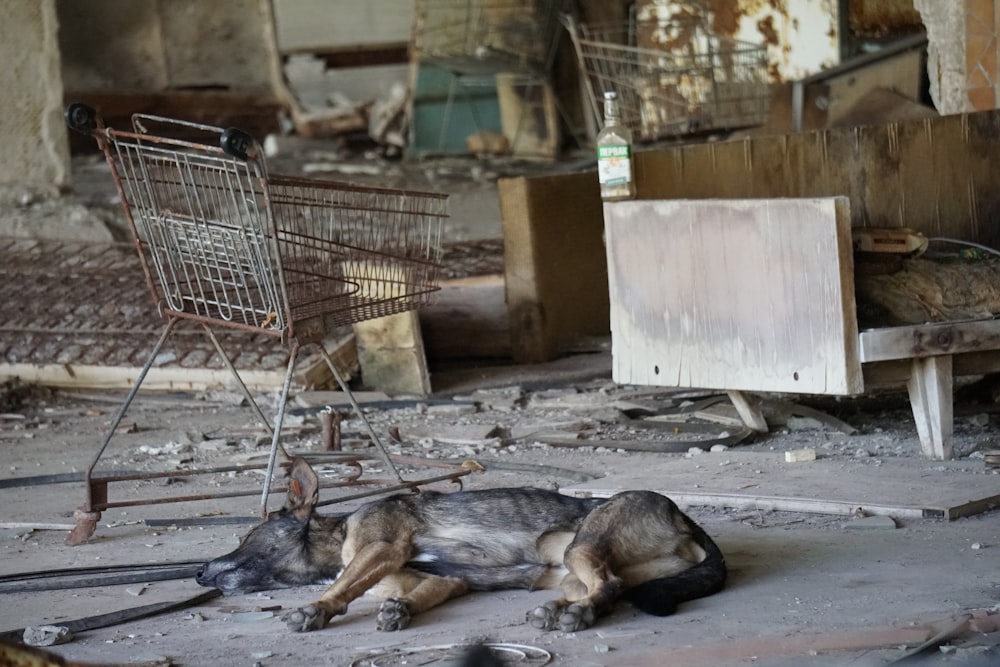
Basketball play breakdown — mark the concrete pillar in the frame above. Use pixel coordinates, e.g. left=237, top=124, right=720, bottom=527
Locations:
left=915, top=0, right=1000, bottom=115
left=0, top=0, right=70, bottom=202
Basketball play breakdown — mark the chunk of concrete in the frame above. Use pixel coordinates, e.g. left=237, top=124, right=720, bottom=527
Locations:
left=843, top=515, right=897, bottom=530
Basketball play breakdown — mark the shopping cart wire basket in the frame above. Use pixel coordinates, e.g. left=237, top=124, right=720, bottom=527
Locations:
left=564, top=14, right=771, bottom=141
left=63, top=104, right=463, bottom=544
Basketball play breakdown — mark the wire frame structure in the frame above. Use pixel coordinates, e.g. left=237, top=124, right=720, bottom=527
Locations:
left=412, top=0, right=570, bottom=155
left=62, top=105, right=466, bottom=545
left=565, top=15, right=771, bottom=140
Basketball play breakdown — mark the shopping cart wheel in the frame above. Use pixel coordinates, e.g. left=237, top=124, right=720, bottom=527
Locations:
left=220, top=127, right=258, bottom=160
left=65, top=103, right=98, bottom=134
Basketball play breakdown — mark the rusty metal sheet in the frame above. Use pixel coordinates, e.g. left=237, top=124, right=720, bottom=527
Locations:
left=638, top=0, right=841, bottom=81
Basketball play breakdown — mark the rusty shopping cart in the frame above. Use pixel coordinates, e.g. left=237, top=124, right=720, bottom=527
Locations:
left=63, top=104, right=474, bottom=544
left=565, top=14, right=770, bottom=141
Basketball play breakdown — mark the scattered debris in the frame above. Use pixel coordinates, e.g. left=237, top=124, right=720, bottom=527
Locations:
left=984, top=450, right=1000, bottom=469
left=228, top=611, right=275, bottom=623
left=467, top=130, right=511, bottom=156
left=349, top=642, right=551, bottom=667
left=843, top=515, right=897, bottom=530
left=22, top=625, right=73, bottom=647
left=785, top=448, right=817, bottom=463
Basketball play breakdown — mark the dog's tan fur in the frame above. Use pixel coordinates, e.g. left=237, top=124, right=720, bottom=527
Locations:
left=196, top=458, right=726, bottom=633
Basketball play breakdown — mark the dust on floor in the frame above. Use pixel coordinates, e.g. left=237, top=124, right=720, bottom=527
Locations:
left=1, top=365, right=999, bottom=667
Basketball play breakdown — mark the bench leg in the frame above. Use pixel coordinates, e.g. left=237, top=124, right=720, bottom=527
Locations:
left=906, top=355, right=953, bottom=460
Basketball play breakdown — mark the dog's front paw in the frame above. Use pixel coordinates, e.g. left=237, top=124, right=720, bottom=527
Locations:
left=528, top=600, right=563, bottom=631
left=377, top=598, right=412, bottom=631
left=557, top=602, right=595, bottom=633
left=283, top=604, right=329, bottom=632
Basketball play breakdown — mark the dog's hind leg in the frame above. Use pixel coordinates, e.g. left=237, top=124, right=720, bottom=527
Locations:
left=528, top=544, right=623, bottom=632
left=375, top=572, right=469, bottom=631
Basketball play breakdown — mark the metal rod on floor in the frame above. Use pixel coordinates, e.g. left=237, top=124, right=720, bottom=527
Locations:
left=81, top=318, right=178, bottom=511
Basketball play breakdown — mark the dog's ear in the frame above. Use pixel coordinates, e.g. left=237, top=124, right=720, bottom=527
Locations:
left=283, top=456, right=319, bottom=522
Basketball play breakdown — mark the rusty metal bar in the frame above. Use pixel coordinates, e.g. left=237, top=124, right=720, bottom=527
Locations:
left=81, top=318, right=179, bottom=513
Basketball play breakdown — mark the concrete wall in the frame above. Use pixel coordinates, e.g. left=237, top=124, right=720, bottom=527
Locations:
left=0, top=0, right=69, bottom=200
left=272, top=0, right=413, bottom=52
left=58, top=0, right=281, bottom=93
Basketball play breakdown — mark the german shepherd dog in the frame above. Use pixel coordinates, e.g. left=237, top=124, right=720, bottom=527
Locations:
left=196, top=458, right=726, bottom=633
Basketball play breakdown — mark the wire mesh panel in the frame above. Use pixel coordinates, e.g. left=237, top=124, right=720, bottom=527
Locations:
left=566, top=17, right=770, bottom=140
left=266, top=176, right=447, bottom=330
left=108, top=131, right=284, bottom=332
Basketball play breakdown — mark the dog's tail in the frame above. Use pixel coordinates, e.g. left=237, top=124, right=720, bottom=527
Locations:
left=623, top=520, right=726, bottom=616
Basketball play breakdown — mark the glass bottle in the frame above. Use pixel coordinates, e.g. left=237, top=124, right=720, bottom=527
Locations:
left=596, top=91, right=636, bottom=201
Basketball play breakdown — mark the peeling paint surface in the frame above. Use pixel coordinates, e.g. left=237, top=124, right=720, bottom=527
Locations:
left=639, top=0, right=840, bottom=81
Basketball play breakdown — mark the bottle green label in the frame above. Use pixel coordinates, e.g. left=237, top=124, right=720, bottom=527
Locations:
left=598, top=145, right=630, bottom=159
left=597, top=144, right=632, bottom=187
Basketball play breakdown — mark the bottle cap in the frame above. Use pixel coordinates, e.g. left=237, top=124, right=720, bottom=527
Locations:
left=603, top=91, right=617, bottom=101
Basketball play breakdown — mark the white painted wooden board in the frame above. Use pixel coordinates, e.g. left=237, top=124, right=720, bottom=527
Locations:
left=604, top=197, right=863, bottom=394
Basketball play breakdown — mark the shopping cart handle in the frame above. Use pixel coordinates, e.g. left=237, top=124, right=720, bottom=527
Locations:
left=220, top=128, right=259, bottom=161
left=65, top=103, right=98, bottom=135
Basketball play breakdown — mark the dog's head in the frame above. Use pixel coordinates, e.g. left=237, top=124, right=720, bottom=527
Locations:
left=196, top=457, right=345, bottom=595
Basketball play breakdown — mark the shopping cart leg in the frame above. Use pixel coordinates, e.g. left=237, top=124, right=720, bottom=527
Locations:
left=201, top=323, right=275, bottom=437
left=258, top=341, right=299, bottom=517
left=66, top=318, right=179, bottom=545
left=316, top=344, right=404, bottom=483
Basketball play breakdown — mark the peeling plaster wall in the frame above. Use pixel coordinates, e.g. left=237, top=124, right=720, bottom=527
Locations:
left=57, top=0, right=281, bottom=93
left=0, top=0, right=69, bottom=198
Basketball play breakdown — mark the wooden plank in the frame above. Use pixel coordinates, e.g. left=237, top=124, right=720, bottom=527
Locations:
left=2, top=363, right=291, bottom=392
left=859, top=319, right=1000, bottom=363
left=727, top=390, right=768, bottom=433
left=865, top=348, right=1000, bottom=387
left=604, top=197, right=862, bottom=394
left=562, top=487, right=930, bottom=520
left=558, top=453, right=1000, bottom=520
left=498, top=173, right=609, bottom=363
left=636, top=108, right=1000, bottom=240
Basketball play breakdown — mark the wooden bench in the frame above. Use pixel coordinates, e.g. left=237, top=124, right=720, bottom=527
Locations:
left=602, top=197, right=1000, bottom=460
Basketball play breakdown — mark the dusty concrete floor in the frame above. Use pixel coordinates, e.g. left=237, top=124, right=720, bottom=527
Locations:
left=1, top=150, right=999, bottom=666
left=1, top=369, right=999, bottom=667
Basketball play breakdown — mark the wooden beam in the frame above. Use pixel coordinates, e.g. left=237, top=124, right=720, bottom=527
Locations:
left=727, top=391, right=768, bottom=433
left=859, top=319, right=1000, bottom=363
left=635, top=108, right=1000, bottom=240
